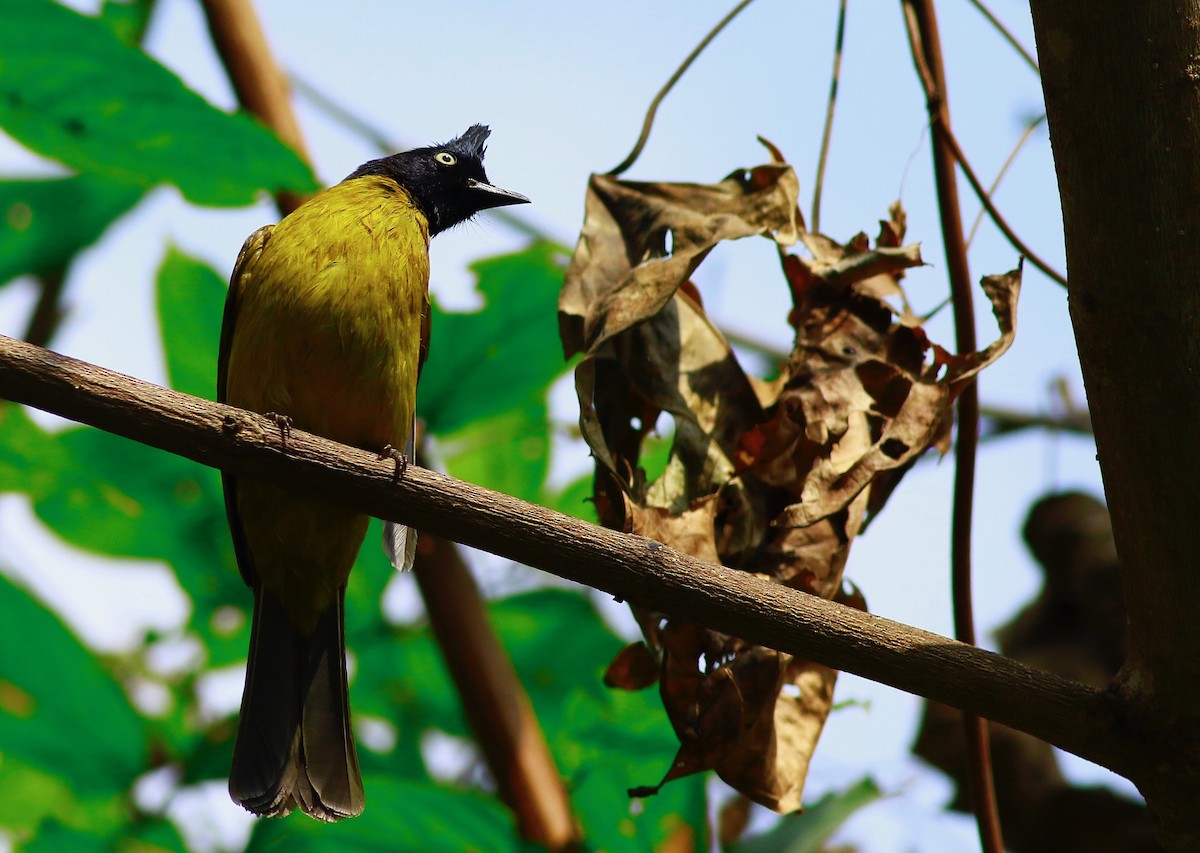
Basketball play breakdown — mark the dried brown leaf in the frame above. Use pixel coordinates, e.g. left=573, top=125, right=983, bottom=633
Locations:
left=559, top=154, right=1020, bottom=815
left=559, top=165, right=801, bottom=357
left=604, top=642, right=661, bottom=691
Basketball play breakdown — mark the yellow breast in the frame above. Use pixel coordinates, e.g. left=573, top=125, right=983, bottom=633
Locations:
left=225, top=176, right=430, bottom=450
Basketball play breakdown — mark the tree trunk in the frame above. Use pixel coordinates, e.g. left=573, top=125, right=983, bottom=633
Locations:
left=1029, top=3, right=1200, bottom=847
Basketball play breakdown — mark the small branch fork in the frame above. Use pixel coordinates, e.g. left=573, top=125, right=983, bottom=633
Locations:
left=0, top=334, right=1143, bottom=786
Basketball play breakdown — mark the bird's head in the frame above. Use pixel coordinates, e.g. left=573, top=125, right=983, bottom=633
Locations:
left=347, top=124, right=530, bottom=236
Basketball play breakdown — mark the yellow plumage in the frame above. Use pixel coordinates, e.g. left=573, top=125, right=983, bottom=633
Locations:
left=218, top=123, right=527, bottom=823
left=224, top=177, right=428, bottom=630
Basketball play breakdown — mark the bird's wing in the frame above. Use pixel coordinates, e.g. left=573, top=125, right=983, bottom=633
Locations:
left=220, top=225, right=274, bottom=588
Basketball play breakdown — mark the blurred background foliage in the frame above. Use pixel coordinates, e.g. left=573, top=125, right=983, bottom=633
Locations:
left=0, top=1, right=876, bottom=850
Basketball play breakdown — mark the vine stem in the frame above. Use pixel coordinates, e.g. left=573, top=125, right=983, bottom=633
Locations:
left=901, top=1, right=1004, bottom=850
left=607, top=0, right=758, bottom=176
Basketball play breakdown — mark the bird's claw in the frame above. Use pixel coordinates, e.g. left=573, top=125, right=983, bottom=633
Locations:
left=378, top=445, right=409, bottom=483
left=264, top=412, right=294, bottom=451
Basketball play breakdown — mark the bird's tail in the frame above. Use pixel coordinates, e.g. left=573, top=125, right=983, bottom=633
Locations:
left=229, top=586, right=364, bottom=821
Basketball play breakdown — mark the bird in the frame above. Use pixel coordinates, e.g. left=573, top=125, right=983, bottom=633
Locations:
left=217, top=124, right=529, bottom=821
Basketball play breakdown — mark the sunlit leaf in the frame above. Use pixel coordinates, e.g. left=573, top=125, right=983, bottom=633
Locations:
left=730, top=776, right=883, bottom=853
left=419, top=242, right=568, bottom=434
left=0, top=0, right=316, bottom=205
left=156, top=247, right=225, bottom=400
left=0, top=573, right=146, bottom=794
left=245, top=776, right=518, bottom=852
left=0, top=175, right=143, bottom=287
left=438, top=402, right=549, bottom=502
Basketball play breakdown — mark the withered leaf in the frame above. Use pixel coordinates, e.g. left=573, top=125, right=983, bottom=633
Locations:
left=604, top=641, right=660, bottom=691
left=559, top=165, right=801, bottom=357
left=559, top=143, right=1021, bottom=815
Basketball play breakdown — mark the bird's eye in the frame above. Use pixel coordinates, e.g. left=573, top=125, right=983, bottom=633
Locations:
left=434, top=152, right=457, bottom=166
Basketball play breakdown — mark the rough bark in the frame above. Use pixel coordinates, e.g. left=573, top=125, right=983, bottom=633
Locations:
left=1030, top=4, right=1200, bottom=847
left=0, top=334, right=1142, bottom=780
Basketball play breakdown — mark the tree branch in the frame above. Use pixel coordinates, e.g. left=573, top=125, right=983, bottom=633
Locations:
left=0, top=333, right=1141, bottom=782
left=199, top=0, right=309, bottom=215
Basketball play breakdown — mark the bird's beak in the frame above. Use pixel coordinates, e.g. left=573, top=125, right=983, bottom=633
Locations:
left=466, top=178, right=531, bottom=209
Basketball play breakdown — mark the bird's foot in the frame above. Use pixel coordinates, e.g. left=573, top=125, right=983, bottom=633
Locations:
left=378, top=445, right=409, bottom=483
left=264, top=412, right=294, bottom=451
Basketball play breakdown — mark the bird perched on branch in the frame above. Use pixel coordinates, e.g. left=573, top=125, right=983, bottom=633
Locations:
left=218, top=125, right=528, bottom=821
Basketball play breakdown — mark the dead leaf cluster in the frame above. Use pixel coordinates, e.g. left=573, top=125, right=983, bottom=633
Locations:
left=558, top=143, right=1020, bottom=813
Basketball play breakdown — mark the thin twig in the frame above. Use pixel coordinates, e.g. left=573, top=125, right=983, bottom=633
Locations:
left=902, top=2, right=1004, bottom=851
left=943, top=121, right=1067, bottom=286
left=980, top=404, right=1092, bottom=438
left=965, top=0, right=1039, bottom=74
left=966, top=113, right=1046, bottom=247
left=0, top=332, right=1142, bottom=782
left=607, top=0, right=758, bottom=176
left=21, top=267, right=67, bottom=349
left=811, top=0, right=848, bottom=232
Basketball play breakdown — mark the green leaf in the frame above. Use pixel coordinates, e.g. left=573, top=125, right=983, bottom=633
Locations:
left=419, top=242, right=568, bottom=435
left=439, top=402, right=550, bottom=502
left=0, top=755, right=80, bottom=835
left=97, top=0, right=155, bottom=45
left=114, top=817, right=189, bottom=853
left=0, top=0, right=316, bottom=206
left=541, top=471, right=596, bottom=523
left=0, top=573, right=146, bottom=794
left=489, top=589, right=618, bottom=735
left=17, top=424, right=243, bottom=664
left=0, top=406, right=69, bottom=494
left=155, top=247, right=226, bottom=399
left=730, top=776, right=883, bottom=853
left=558, top=689, right=707, bottom=853
left=245, top=776, right=519, bottom=852
left=0, top=175, right=143, bottom=287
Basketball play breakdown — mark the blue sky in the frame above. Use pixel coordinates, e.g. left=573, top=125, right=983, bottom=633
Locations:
left=0, top=1, right=1124, bottom=850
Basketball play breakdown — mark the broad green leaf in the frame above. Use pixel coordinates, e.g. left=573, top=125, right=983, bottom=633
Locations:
left=557, top=689, right=707, bottom=853
left=115, top=818, right=189, bottom=853
left=439, top=402, right=549, bottom=502
left=0, top=755, right=80, bottom=835
left=20, top=424, right=243, bottom=665
left=489, top=589, right=617, bottom=736
left=34, top=428, right=228, bottom=586
left=0, top=573, right=146, bottom=794
left=0, top=405, right=68, bottom=494
left=98, top=0, right=154, bottom=45
left=245, top=776, right=519, bottom=852
left=155, top=247, right=226, bottom=399
left=419, top=242, right=568, bottom=434
left=21, top=820, right=110, bottom=853
left=0, top=175, right=143, bottom=287
left=0, top=0, right=316, bottom=205
left=730, top=776, right=883, bottom=853
left=352, top=620, right=464, bottom=740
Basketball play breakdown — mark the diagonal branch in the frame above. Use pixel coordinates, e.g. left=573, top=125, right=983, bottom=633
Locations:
left=0, top=333, right=1142, bottom=784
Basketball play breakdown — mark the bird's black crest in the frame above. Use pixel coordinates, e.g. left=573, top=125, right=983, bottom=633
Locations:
left=447, top=124, right=490, bottom=159
left=345, top=124, right=526, bottom=236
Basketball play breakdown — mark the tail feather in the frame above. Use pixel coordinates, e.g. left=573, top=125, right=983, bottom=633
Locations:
left=229, top=587, right=363, bottom=821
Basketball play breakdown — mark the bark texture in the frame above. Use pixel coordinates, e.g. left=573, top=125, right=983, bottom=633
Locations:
left=1030, top=4, right=1200, bottom=847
